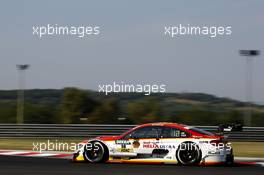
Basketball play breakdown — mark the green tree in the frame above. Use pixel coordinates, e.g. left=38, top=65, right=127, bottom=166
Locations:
left=88, top=98, right=121, bottom=124
left=24, top=103, right=56, bottom=123
left=126, top=97, right=163, bottom=124
left=59, top=88, right=97, bottom=123
left=0, top=101, right=16, bottom=123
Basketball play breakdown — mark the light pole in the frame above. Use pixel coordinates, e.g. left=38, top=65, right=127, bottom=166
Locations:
left=239, top=50, right=260, bottom=126
left=16, top=64, right=30, bottom=124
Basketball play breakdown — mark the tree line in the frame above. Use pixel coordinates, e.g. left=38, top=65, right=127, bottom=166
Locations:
left=0, top=88, right=263, bottom=126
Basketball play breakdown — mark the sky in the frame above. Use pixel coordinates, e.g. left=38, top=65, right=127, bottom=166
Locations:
left=0, top=0, right=263, bottom=102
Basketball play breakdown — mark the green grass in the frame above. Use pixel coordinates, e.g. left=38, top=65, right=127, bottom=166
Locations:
left=0, top=139, right=263, bottom=157
left=231, top=142, right=264, bottom=158
left=0, top=138, right=83, bottom=152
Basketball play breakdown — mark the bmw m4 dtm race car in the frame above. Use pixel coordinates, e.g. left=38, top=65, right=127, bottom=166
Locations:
left=72, top=122, right=234, bottom=166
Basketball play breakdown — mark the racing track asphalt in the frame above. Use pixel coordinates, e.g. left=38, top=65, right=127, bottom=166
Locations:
left=0, top=156, right=263, bottom=175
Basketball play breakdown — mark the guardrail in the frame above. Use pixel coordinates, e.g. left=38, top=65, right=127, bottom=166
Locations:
left=0, top=124, right=263, bottom=141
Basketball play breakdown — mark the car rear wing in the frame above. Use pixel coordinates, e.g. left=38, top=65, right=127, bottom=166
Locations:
left=218, top=123, right=243, bottom=132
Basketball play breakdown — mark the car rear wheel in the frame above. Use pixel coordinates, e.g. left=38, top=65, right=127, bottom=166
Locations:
left=83, top=141, right=109, bottom=163
left=225, top=148, right=234, bottom=165
left=176, top=142, right=201, bottom=165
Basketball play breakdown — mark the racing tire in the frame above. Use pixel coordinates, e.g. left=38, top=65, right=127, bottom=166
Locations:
left=83, top=141, right=109, bottom=163
left=225, top=148, right=234, bottom=166
left=176, top=141, right=202, bottom=166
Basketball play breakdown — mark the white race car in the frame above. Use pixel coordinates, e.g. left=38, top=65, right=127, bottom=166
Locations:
left=72, top=122, right=234, bottom=165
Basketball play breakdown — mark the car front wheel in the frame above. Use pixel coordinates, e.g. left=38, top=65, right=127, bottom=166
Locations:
left=83, top=141, right=109, bottom=163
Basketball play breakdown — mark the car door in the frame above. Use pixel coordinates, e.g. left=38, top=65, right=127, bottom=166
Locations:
left=124, top=126, right=163, bottom=155
left=159, top=127, right=190, bottom=152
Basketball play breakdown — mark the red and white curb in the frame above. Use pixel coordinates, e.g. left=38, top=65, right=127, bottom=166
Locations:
left=235, top=157, right=264, bottom=162
left=0, top=150, right=72, bottom=159
left=235, top=157, right=264, bottom=167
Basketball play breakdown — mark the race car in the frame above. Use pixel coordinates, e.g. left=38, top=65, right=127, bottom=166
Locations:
left=72, top=122, right=234, bottom=165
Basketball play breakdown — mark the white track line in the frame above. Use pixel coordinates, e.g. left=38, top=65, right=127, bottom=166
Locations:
left=27, top=153, right=58, bottom=157
left=235, top=157, right=264, bottom=162
left=257, top=162, right=264, bottom=167
left=0, top=151, right=29, bottom=155
left=0, top=150, right=72, bottom=158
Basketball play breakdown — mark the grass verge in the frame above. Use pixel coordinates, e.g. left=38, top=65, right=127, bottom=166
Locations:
left=0, top=138, right=83, bottom=152
left=231, top=142, right=264, bottom=158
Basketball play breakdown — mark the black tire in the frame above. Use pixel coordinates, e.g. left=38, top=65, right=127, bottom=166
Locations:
left=83, top=141, right=109, bottom=163
left=176, top=142, right=202, bottom=165
left=225, top=148, right=234, bottom=166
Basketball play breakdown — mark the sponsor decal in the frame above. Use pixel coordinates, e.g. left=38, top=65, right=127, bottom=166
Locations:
left=143, top=142, right=176, bottom=149
left=132, top=140, right=140, bottom=148
left=160, top=145, right=176, bottom=149
left=115, top=140, right=131, bottom=148
left=208, top=151, right=221, bottom=155
left=143, top=143, right=159, bottom=149
left=109, top=148, right=115, bottom=153
left=117, top=148, right=134, bottom=153
left=115, top=140, right=131, bottom=145
left=199, top=141, right=209, bottom=144
left=180, top=132, right=187, bottom=137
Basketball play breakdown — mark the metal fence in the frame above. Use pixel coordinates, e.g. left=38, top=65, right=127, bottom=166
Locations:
left=0, top=124, right=263, bottom=141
